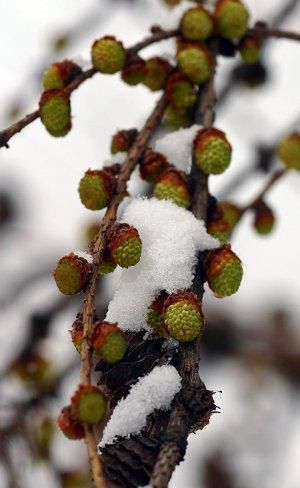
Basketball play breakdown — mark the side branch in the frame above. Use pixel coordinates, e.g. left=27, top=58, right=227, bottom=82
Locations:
left=240, top=168, right=286, bottom=214
left=0, top=29, right=176, bottom=150
left=249, top=25, right=300, bottom=42
left=79, top=93, right=168, bottom=488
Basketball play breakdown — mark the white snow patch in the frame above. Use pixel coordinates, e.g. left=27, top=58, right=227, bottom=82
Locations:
left=100, top=365, right=181, bottom=447
left=106, top=197, right=218, bottom=331
left=73, top=251, right=93, bottom=264
left=104, top=152, right=127, bottom=167
left=154, top=125, right=201, bottom=172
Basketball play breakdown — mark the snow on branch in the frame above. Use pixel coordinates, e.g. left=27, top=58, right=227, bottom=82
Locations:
left=106, top=197, right=219, bottom=332
left=100, top=365, right=181, bottom=447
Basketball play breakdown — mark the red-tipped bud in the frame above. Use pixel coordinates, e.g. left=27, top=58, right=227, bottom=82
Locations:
left=53, top=253, right=91, bottom=295
left=90, top=321, right=127, bottom=364
left=139, top=149, right=170, bottom=184
left=108, top=223, right=142, bottom=268
left=71, top=385, right=107, bottom=425
left=57, top=405, right=85, bottom=440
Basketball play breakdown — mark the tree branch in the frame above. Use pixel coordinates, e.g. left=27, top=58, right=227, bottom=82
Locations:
left=0, top=28, right=176, bottom=150
left=240, top=168, right=286, bottom=214
left=150, top=42, right=218, bottom=488
left=80, top=93, right=168, bottom=488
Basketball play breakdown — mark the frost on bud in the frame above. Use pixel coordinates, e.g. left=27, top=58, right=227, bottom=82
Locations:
left=108, top=223, right=142, bottom=268
left=219, top=201, right=241, bottom=232
left=139, top=149, right=170, bottom=184
left=91, top=36, right=126, bottom=74
left=78, top=169, right=116, bottom=210
left=180, top=7, right=214, bottom=41
left=163, top=291, right=204, bottom=342
left=121, top=58, right=147, bottom=86
left=57, top=405, right=85, bottom=440
left=194, top=128, right=232, bottom=175
left=54, top=253, right=90, bottom=295
left=39, top=89, right=71, bottom=137
left=147, top=292, right=170, bottom=338
left=206, top=245, right=243, bottom=297
left=154, top=167, right=192, bottom=208
left=239, top=35, right=262, bottom=64
left=70, top=315, right=84, bottom=353
left=42, top=60, right=82, bottom=90
left=277, top=133, right=300, bottom=171
left=253, top=201, right=275, bottom=236
left=90, top=321, right=127, bottom=364
left=111, top=128, right=138, bottom=154
left=143, top=57, right=171, bottom=91
left=215, top=0, right=249, bottom=40
left=176, top=42, right=213, bottom=85
left=165, top=105, right=191, bottom=129
left=71, top=385, right=107, bottom=425
left=165, top=72, right=196, bottom=110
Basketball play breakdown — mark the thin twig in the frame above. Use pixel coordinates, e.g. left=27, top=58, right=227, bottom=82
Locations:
left=80, top=93, right=168, bottom=488
left=240, top=168, right=286, bottom=214
left=0, top=28, right=176, bottom=150
left=249, top=26, right=300, bottom=42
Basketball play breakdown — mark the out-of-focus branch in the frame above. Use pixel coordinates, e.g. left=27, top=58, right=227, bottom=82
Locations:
left=240, top=168, right=286, bottom=214
left=249, top=24, right=300, bottom=42
left=0, top=28, right=176, bottom=150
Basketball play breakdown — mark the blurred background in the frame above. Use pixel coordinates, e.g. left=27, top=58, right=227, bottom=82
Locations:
left=0, top=0, right=300, bottom=487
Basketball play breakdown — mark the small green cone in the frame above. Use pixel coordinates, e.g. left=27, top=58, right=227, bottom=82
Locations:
left=92, top=36, right=126, bottom=74
left=78, top=169, right=116, bottom=211
left=109, top=223, right=142, bottom=268
left=71, top=385, right=107, bottom=425
left=194, top=128, right=232, bottom=175
left=143, top=57, right=170, bottom=91
left=166, top=72, right=196, bottom=110
left=90, top=321, right=127, bottom=364
left=54, top=254, right=90, bottom=295
left=180, top=7, right=214, bottom=41
left=206, top=245, right=243, bottom=297
left=163, top=291, right=204, bottom=342
left=176, top=43, right=213, bottom=85
left=215, top=0, right=249, bottom=40
left=277, top=133, right=300, bottom=171
left=154, top=168, right=192, bottom=208
left=39, top=89, right=71, bottom=137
